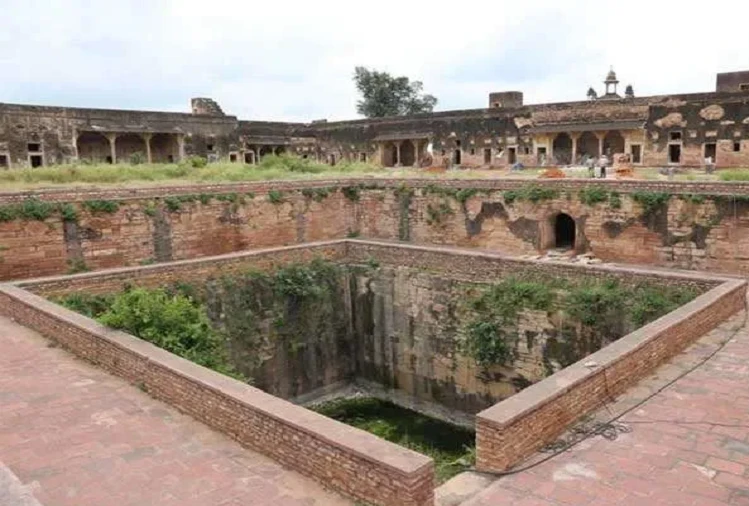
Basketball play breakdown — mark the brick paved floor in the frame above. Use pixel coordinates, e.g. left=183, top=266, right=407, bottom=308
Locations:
left=0, top=315, right=352, bottom=506
left=463, top=312, right=749, bottom=506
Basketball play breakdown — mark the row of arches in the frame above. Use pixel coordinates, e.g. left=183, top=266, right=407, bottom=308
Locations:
left=76, top=132, right=180, bottom=164
left=551, top=131, right=625, bottom=165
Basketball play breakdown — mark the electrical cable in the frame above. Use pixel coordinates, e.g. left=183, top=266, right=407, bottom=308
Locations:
left=472, top=292, right=749, bottom=478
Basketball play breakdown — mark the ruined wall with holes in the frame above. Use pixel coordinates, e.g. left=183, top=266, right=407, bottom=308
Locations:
left=8, top=180, right=749, bottom=280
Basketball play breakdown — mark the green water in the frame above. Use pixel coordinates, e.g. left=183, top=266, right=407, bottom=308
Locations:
left=312, top=397, right=475, bottom=484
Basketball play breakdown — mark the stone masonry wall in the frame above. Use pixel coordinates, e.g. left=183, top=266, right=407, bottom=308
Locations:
left=0, top=283, right=434, bottom=506
left=8, top=179, right=749, bottom=281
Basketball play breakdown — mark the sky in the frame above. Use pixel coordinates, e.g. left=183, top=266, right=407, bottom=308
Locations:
left=1, top=0, right=747, bottom=122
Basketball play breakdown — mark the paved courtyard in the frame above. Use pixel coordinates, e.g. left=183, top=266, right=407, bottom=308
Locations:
left=0, top=315, right=351, bottom=506
left=464, top=312, right=749, bottom=506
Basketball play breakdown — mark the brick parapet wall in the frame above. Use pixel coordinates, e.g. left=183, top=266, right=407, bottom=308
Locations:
left=345, top=240, right=730, bottom=291
left=6, top=177, right=749, bottom=204
left=0, top=284, right=434, bottom=506
left=19, top=241, right=348, bottom=297
left=474, top=277, right=747, bottom=472
left=20, top=239, right=731, bottom=298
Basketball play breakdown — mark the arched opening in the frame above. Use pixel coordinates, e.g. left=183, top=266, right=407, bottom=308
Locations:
left=381, top=142, right=397, bottom=167
left=400, top=141, right=415, bottom=167
left=76, top=132, right=110, bottom=163
left=577, top=132, right=599, bottom=160
left=552, top=133, right=573, bottom=165
left=603, top=131, right=625, bottom=157
left=115, top=134, right=147, bottom=164
left=554, top=213, right=576, bottom=249
left=150, top=133, right=179, bottom=163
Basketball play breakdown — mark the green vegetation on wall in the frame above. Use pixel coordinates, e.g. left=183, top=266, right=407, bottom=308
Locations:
left=462, top=276, right=699, bottom=369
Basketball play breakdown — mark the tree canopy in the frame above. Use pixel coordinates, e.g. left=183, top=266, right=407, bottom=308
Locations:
left=353, top=67, right=438, bottom=118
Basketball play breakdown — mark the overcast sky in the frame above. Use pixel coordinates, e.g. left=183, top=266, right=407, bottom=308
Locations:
left=1, top=0, right=747, bottom=122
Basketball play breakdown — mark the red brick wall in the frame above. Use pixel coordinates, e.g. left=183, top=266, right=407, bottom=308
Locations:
left=7, top=178, right=749, bottom=281
left=475, top=278, right=746, bottom=472
left=0, top=284, right=434, bottom=506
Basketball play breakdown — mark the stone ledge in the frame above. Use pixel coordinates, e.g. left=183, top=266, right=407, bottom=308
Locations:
left=5, top=177, right=749, bottom=203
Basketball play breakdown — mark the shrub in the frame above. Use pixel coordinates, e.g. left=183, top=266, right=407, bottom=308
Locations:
left=83, top=199, right=120, bottom=214
left=98, top=288, right=241, bottom=378
left=129, top=152, right=146, bottom=165
left=188, top=156, right=207, bottom=168
left=267, top=189, right=284, bottom=204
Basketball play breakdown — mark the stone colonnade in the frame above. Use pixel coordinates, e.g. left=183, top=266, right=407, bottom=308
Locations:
left=543, top=130, right=632, bottom=165
left=380, top=139, right=425, bottom=167
left=75, top=131, right=185, bottom=164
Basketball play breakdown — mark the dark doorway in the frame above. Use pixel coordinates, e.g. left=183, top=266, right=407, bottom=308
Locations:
left=30, top=155, right=43, bottom=168
left=669, top=144, right=681, bottom=164
left=0, top=155, right=8, bottom=168
left=483, top=148, right=492, bottom=164
left=508, top=147, right=517, bottom=164
left=704, top=143, right=717, bottom=161
left=244, top=152, right=255, bottom=164
left=631, top=145, right=642, bottom=164
left=554, top=213, right=575, bottom=249
left=453, top=149, right=462, bottom=165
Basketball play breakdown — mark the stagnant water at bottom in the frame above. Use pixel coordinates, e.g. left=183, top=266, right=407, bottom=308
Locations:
left=312, top=397, right=475, bottom=483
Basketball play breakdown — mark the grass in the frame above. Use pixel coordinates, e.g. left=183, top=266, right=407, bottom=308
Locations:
left=1, top=154, right=748, bottom=189
left=312, top=397, right=475, bottom=484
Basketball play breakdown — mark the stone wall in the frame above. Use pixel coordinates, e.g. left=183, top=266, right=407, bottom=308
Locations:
left=9, top=179, right=749, bottom=282
left=0, top=282, right=434, bottom=506
left=476, top=277, right=746, bottom=472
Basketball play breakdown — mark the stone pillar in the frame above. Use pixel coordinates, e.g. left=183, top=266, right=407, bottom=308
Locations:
left=141, top=133, right=152, bottom=163
left=255, top=148, right=260, bottom=164
left=412, top=140, right=420, bottom=167
left=177, top=134, right=185, bottom=161
left=395, top=141, right=402, bottom=167
left=106, top=133, right=118, bottom=164
left=571, top=132, right=581, bottom=165
left=596, top=132, right=605, bottom=157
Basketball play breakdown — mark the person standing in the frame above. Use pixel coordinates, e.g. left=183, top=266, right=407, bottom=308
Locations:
left=598, top=154, right=609, bottom=179
left=585, top=155, right=595, bottom=178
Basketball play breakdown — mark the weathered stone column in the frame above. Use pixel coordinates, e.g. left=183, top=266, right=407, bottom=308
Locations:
left=571, top=132, right=581, bottom=164
left=141, top=133, right=153, bottom=163
left=596, top=132, right=605, bottom=157
left=395, top=141, right=402, bottom=167
left=412, top=140, right=420, bottom=167
left=177, top=134, right=186, bottom=161
left=106, top=133, right=118, bottom=164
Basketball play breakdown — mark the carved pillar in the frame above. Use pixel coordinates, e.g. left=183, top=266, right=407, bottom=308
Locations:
left=412, top=140, right=420, bottom=167
left=395, top=141, right=402, bottom=167
left=106, top=133, right=118, bottom=164
left=141, top=133, right=152, bottom=163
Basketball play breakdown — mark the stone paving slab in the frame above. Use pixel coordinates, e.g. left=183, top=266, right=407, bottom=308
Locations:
left=463, top=312, right=749, bottom=506
left=0, top=315, right=352, bottom=506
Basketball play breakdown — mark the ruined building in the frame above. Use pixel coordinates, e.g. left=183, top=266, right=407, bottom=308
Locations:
left=1, top=69, right=748, bottom=170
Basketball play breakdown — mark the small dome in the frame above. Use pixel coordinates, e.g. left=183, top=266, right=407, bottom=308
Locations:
left=605, top=68, right=618, bottom=83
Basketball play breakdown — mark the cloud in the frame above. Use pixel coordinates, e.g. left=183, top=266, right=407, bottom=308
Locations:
left=1, top=0, right=747, bottom=121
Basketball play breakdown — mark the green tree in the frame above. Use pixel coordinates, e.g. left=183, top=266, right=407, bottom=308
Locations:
left=353, top=67, right=438, bottom=118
